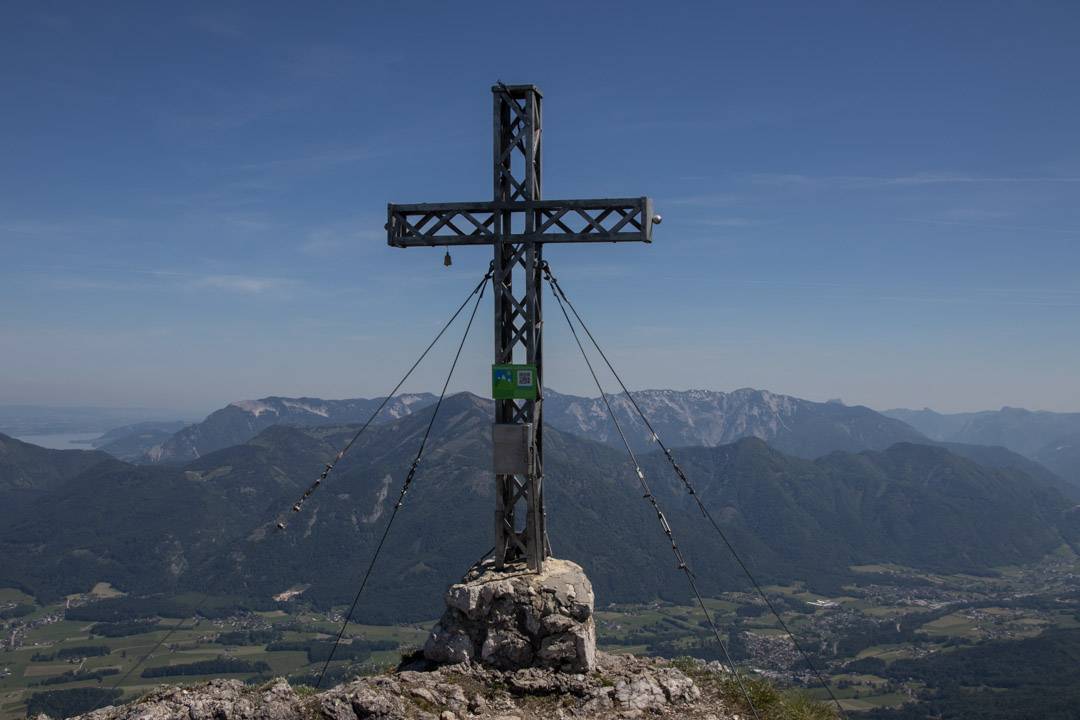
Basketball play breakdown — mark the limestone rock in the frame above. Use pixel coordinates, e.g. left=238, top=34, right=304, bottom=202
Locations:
left=69, top=678, right=301, bottom=720
left=424, top=557, right=597, bottom=673
left=60, top=653, right=739, bottom=720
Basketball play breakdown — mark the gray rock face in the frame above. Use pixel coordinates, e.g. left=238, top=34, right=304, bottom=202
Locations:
left=57, top=653, right=726, bottom=720
left=424, top=557, right=597, bottom=673
left=55, top=678, right=301, bottom=720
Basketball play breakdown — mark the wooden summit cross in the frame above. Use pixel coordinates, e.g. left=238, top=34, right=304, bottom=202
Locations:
left=387, top=84, right=658, bottom=574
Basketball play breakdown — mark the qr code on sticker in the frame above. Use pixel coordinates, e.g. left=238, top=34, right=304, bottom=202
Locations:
left=516, top=370, right=533, bottom=387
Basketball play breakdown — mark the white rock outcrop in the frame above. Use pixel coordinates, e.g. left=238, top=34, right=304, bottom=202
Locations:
left=424, top=558, right=596, bottom=673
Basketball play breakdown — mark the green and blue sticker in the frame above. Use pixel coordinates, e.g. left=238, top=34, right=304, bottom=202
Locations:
left=492, top=364, right=538, bottom=400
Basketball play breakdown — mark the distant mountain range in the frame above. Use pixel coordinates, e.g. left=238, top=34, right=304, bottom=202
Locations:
left=143, top=394, right=436, bottom=463
left=86, top=421, right=188, bottom=462
left=544, top=388, right=927, bottom=456
left=140, top=388, right=929, bottom=465
left=885, top=406, right=1080, bottom=485
left=0, top=434, right=111, bottom=491
left=2, top=395, right=1077, bottom=622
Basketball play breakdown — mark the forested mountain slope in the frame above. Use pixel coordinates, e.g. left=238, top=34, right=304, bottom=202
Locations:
left=2, top=394, right=1076, bottom=623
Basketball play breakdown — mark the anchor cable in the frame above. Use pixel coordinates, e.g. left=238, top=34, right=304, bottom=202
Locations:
left=545, top=265, right=847, bottom=719
left=315, top=272, right=488, bottom=688
left=111, top=270, right=493, bottom=693
left=544, top=264, right=763, bottom=720
left=280, top=265, right=494, bottom=528
left=108, top=608, right=202, bottom=691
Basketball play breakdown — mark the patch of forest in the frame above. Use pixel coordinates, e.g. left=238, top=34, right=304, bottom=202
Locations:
left=140, top=657, right=271, bottom=678
left=862, top=628, right=1080, bottom=719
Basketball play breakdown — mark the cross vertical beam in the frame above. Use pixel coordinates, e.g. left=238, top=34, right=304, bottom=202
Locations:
left=386, top=83, right=657, bottom=576
left=492, top=84, right=547, bottom=572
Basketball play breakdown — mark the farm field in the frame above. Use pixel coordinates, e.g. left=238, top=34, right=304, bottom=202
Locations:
left=0, top=595, right=430, bottom=720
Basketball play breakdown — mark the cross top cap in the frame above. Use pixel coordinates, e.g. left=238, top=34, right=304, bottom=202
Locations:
left=491, top=83, right=543, bottom=98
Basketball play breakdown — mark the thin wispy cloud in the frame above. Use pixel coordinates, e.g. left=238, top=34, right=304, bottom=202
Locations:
left=234, top=146, right=379, bottom=175
left=705, top=278, right=1080, bottom=308
left=874, top=293, right=1080, bottom=308
left=279, top=43, right=375, bottom=81
left=155, top=90, right=290, bottom=135
left=9, top=264, right=297, bottom=296
left=160, top=144, right=383, bottom=211
left=300, top=222, right=384, bottom=257
left=938, top=208, right=1015, bottom=221
left=737, top=279, right=846, bottom=290
left=32, top=12, right=73, bottom=33
left=300, top=235, right=350, bottom=257
left=1, top=218, right=133, bottom=239
left=188, top=10, right=248, bottom=39
left=899, top=218, right=1080, bottom=236
left=152, top=175, right=281, bottom=210
left=751, top=172, right=1080, bottom=188
left=10, top=264, right=188, bottom=280
left=44, top=277, right=140, bottom=292
left=975, top=286, right=1080, bottom=297
left=192, top=274, right=294, bottom=294
left=665, top=193, right=739, bottom=207
left=694, top=217, right=763, bottom=228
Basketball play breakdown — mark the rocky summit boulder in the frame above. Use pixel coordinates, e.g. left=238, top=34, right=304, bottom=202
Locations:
left=424, top=557, right=596, bottom=673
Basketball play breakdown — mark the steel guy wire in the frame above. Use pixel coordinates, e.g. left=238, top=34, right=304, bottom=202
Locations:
left=108, top=605, right=203, bottom=691
left=279, top=264, right=494, bottom=529
left=315, top=274, right=488, bottom=688
left=545, top=263, right=847, bottom=719
left=544, top=263, right=763, bottom=720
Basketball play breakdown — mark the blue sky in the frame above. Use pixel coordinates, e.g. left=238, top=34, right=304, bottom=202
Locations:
left=2, top=1, right=1078, bottom=415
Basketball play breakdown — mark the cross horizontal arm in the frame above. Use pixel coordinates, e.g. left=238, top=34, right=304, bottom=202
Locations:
left=387, top=197, right=655, bottom=247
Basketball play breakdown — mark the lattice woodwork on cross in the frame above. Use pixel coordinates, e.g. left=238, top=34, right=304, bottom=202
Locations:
left=387, top=84, right=658, bottom=573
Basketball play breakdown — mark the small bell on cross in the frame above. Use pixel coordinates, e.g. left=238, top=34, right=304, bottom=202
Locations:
left=443, top=247, right=452, bottom=267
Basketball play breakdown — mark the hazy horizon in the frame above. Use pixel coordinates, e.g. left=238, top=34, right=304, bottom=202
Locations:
left=2, top=381, right=1077, bottom=421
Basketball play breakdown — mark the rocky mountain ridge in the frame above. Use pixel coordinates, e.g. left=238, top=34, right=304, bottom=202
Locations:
left=144, top=394, right=437, bottom=463
left=88, top=421, right=188, bottom=461
left=46, top=654, right=749, bottom=720
left=544, top=387, right=927, bottom=456
left=143, top=387, right=928, bottom=465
